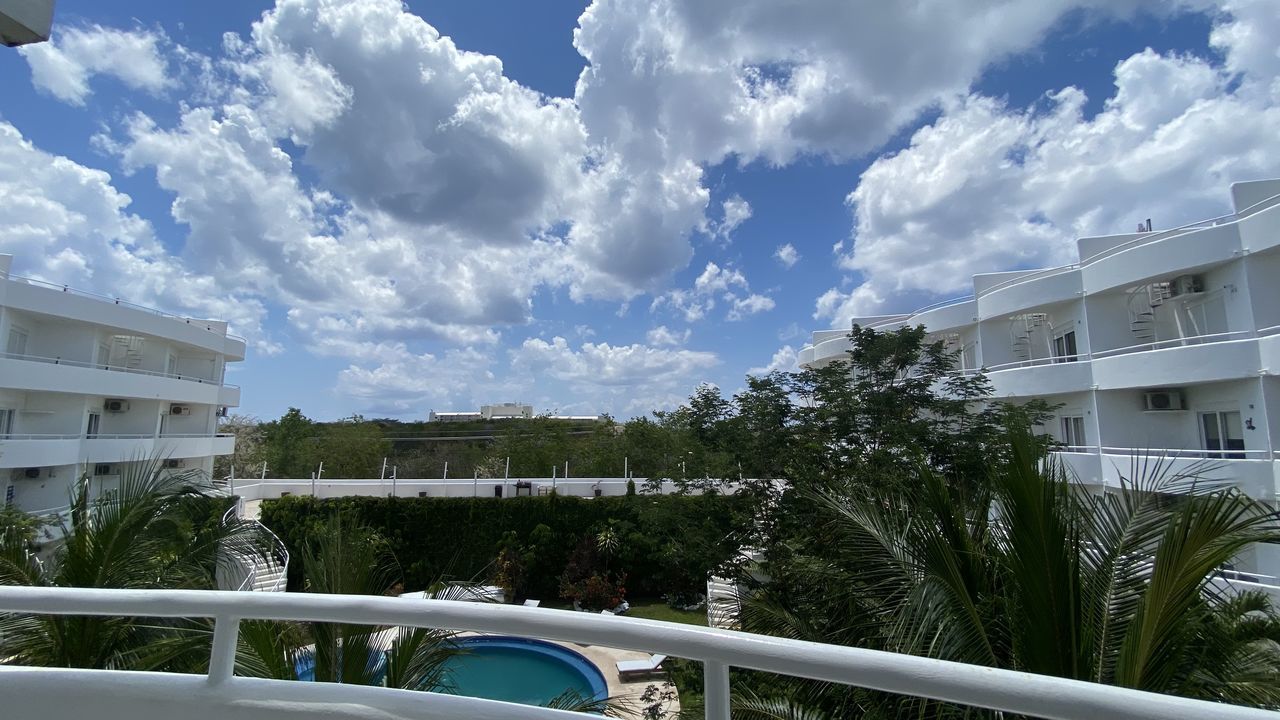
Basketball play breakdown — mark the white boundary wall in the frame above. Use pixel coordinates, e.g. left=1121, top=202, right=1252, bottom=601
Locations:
left=230, top=478, right=746, bottom=501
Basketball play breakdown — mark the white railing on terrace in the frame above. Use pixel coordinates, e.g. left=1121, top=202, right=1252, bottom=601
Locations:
left=0, top=587, right=1275, bottom=720
left=0, top=271, right=247, bottom=344
left=0, top=351, right=237, bottom=388
left=951, top=323, right=1280, bottom=375
left=0, top=432, right=235, bottom=440
left=1053, top=446, right=1274, bottom=461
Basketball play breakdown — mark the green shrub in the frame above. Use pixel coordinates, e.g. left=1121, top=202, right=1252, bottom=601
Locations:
left=258, top=493, right=749, bottom=597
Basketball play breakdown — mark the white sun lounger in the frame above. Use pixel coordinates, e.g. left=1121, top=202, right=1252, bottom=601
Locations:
left=615, top=654, right=667, bottom=679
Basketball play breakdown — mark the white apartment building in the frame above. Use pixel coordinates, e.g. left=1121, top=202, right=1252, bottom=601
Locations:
left=0, top=254, right=244, bottom=516
left=799, top=178, right=1280, bottom=579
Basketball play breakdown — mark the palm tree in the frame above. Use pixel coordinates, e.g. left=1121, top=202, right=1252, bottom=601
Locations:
left=230, top=513, right=463, bottom=690
left=0, top=456, right=268, bottom=669
left=740, top=426, right=1280, bottom=717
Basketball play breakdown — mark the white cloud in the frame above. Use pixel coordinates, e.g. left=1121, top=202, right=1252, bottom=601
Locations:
left=512, top=336, right=719, bottom=414
left=19, top=25, right=172, bottom=106
left=652, top=261, right=774, bottom=322
left=573, top=0, right=1152, bottom=166
left=774, top=243, right=800, bottom=268
left=0, top=121, right=273, bottom=349
left=727, top=293, right=776, bottom=321
left=646, top=325, right=691, bottom=346
left=715, top=195, right=752, bottom=240
left=748, top=345, right=798, bottom=375
left=819, top=2, right=1280, bottom=323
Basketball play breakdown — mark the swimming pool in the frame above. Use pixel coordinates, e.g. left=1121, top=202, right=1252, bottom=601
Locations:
left=442, top=636, right=608, bottom=705
left=293, top=635, right=607, bottom=707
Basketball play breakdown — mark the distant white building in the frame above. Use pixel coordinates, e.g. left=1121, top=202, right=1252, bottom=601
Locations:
left=481, top=402, right=534, bottom=420
left=799, top=178, right=1280, bottom=582
left=429, top=403, right=602, bottom=423
left=0, top=255, right=243, bottom=515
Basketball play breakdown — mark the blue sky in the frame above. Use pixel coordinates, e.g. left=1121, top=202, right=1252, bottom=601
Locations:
left=2, top=0, right=1277, bottom=421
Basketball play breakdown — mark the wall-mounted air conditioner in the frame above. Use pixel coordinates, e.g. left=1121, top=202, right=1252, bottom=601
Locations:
left=1168, top=274, right=1204, bottom=297
left=105, top=399, right=130, bottom=413
left=164, top=459, right=184, bottom=469
left=24, top=467, right=40, bottom=479
left=1143, top=389, right=1185, bottom=411
left=169, top=405, right=191, bottom=416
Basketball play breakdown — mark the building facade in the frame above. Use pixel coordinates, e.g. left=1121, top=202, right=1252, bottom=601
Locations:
left=0, top=255, right=243, bottom=515
left=799, top=179, right=1280, bottom=579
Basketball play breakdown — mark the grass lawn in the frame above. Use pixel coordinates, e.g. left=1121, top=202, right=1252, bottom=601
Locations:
left=624, top=598, right=707, bottom=626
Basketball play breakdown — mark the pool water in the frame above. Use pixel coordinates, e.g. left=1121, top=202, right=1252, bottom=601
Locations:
left=442, top=637, right=607, bottom=705
left=293, top=636, right=607, bottom=708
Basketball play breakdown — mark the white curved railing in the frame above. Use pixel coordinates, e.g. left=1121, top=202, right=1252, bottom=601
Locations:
left=220, top=502, right=290, bottom=593
left=0, top=271, right=247, bottom=344
left=0, top=587, right=1276, bottom=720
left=0, top=351, right=238, bottom=388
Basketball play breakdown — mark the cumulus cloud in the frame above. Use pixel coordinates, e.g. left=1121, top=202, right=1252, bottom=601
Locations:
left=512, top=336, right=719, bottom=414
left=747, top=345, right=799, bottom=375
left=0, top=121, right=273, bottom=348
left=819, top=0, right=1280, bottom=323
left=19, top=25, right=173, bottom=105
left=646, top=325, right=691, bottom=346
left=727, top=293, right=776, bottom=321
left=652, top=261, right=773, bottom=322
left=774, top=243, right=800, bottom=268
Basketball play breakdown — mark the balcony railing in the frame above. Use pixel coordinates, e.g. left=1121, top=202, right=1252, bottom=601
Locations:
left=0, top=271, right=247, bottom=344
left=0, top=432, right=235, bottom=440
left=0, top=351, right=238, bottom=389
left=0, top=587, right=1274, bottom=720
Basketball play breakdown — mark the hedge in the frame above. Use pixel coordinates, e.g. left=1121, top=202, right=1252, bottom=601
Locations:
left=258, top=493, right=751, bottom=600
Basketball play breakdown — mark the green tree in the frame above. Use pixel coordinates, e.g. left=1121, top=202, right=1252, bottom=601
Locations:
left=261, top=408, right=317, bottom=478
left=742, top=427, right=1280, bottom=717
left=316, top=418, right=392, bottom=478
left=0, top=458, right=267, bottom=668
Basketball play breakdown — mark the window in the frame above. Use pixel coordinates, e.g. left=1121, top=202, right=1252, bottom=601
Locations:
left=0, top=409, right=13, bottom=439
left=1060, top=416, right=1086, bottom=451
left=166, top=353, right=178, bottom=377
left=1200, top=411, right=1244, bottom=459
left=1052, top=330, right=1078, bottom=363
left=6, top=327, right=28, bottom=356
left=97, top=343, right=110, bottom=369
left=86, top=412, right=100, bottom=439
left=961, top=343, right=977, bottom=371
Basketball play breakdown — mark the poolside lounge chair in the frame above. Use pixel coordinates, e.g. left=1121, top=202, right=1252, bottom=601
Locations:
left=616, top=654, right=666, bottom=680
left=523, top=599, right=541, bottom=607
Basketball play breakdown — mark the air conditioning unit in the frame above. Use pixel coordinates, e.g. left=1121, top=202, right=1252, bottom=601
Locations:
left=93, top=464, right=114, bottom=476
left=105, top=399, right=130, bottom=413
left=169, top=405, right=191, bottom=416
left=1143, top=389, right=1185, bottom=411
left=1168, top=274, right=1204, bottom=297
left=164, top=459, right=184, bottom=469
left=24, top=467, right=41, bottom=479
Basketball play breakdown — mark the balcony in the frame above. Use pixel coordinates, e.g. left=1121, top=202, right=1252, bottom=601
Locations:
left=1054, top=446, right=1277, bottom=501
left=1090, top=332, right=1265, bottom=389
left=1, top=273, right=246, bottom=359
left=0, top=434, right=235, bottom=468
left=0, top=352, right=238, bottom=404
left=0, top=586, right=1274, bottom=720
left=984, top=355, right=1094, bottom=397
